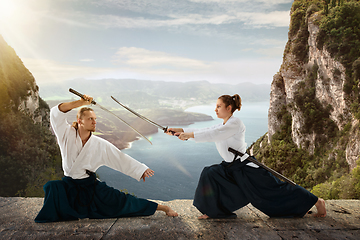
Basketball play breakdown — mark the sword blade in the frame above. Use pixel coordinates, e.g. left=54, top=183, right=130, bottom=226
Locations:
left=228, top=147, right=296, bottom=186
left=96, top=103, right=152, bottom=145
left=69, top=88, right=152, bottom=145
left=111, top=96, right=168, bottom=132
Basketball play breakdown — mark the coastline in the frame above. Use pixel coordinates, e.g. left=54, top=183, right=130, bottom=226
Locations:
left=104, top=101, right=269, bottom=151
left=96, top=102, right=269, bottom=201
left=103, top=111, right=213, bottom=150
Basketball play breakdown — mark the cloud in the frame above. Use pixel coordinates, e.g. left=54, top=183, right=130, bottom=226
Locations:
left=253, top=47, right=285, bottom=58
left=94, top=0, right=293, bottom=13
left=42, top=14, right=94, bottom=28
left=239, top=11, right=290, bottom=28
left=45, top=0, right=291, bottom=30
left=13, top=0, right=290, bottom=86
left=193, top=58, right=282, bottom=83
left=112, top=47, right=211, bottom=72
left=22, top=58, right=112, bottom=84
left=80, top=59, right=95, bottom=62
left=90, top=10, right=289, bottom=29
left=109, top=47, right=281, bottom=83
left=22, top=47, right=281, bottom=85
left=188, top=0, right=292, bottom=4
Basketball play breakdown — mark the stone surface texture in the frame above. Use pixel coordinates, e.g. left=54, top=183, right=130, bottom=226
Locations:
left=1, top=197, right=359, bottom=239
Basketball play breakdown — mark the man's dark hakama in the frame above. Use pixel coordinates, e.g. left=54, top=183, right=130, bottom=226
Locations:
left=35, top=174, right=158, bottom=223
left=193, top=159, right=318, bottom=218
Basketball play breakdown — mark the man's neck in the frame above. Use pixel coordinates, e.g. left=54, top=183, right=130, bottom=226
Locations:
left=78, top=127, right=91, bottom=146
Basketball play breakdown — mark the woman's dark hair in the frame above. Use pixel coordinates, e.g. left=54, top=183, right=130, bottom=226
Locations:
left=218, top=94, right=242, bottom=113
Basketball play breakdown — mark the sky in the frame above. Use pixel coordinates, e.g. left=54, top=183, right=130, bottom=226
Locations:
left=0, top=0, right=293, bottom=86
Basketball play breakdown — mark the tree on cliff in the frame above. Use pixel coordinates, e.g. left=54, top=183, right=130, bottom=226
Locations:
left=0, top=35, right=62, bottom=197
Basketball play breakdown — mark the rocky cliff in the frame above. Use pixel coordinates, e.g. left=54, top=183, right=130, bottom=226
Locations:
left=0, top=35, right=62, bottom=197
left=267, top=1, right=360, bottom=170
left=249, top=1, right=360, bottom=199
left=0, top=35, right=49, bottom=125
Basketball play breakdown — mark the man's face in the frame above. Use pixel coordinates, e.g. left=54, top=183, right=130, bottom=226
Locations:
left=78, top=110, right=96, bottom=132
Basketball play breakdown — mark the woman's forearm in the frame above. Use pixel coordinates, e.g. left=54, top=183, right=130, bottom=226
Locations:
left=178, top=132, right=194, bottom=140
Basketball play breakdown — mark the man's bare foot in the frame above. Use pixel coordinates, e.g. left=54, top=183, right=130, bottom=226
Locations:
left=314, top=198, right=326, bottom=217
left=198, top=214, right=210, bottom=219
left=165, top=207, right=178, bottom=217
left=157, top=204, right=178, bottom=217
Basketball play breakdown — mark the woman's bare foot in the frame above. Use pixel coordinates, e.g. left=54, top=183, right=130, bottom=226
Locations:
left=314, top=198, right=326, bottom=217
left=198, top=214, right=210, bottom=219
left=157, top=204, right=178, bottom=217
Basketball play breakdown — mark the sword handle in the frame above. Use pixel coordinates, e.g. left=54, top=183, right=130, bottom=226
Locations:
left=69, top=88, right=97, bottom=105
left=163, top=127, right=176, bottom=135
left=228, top=147, right=244, bottom=157
left=164, top=127, right=188, bottom=141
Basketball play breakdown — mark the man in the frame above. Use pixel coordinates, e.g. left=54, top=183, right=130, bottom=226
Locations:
left=35, top=95, right=177, bottom=223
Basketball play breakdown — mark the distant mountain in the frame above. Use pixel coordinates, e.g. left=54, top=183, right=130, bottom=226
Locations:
left=39, top=79, right=270, bottom=110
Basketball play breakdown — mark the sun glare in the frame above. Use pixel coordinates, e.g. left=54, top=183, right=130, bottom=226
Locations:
left=0, top=0, right=17, bottom=21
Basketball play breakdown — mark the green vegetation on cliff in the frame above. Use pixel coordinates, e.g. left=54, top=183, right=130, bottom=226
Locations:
left=317, top=0, right=360, bottom=118
left=294, top=63, right=338, bottom=143
left=0, top=36, right=62, bottom=197
left=0, top=110, right=62, bottom=197
left=251, top=0, right=360, bottom=199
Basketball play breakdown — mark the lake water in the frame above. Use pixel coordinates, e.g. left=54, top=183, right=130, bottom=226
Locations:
left=96, top=101, right=269, bottom=200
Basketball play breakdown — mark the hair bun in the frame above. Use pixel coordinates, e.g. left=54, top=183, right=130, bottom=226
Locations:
left=232, top=94, right=242, bottom=111
left=218, top=94, right=242, bottom=113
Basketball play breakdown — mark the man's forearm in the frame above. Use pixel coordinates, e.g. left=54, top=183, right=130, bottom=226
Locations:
left=58, top=94, right=93, bottom=113
left=58, top=100, right=88, bottom=113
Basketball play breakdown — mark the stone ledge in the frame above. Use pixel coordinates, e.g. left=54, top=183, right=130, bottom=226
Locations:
left=1, top=197, right=359, bottom=239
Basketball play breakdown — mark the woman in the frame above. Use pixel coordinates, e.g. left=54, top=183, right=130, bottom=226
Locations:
left=167, top=94, right=326, bottom=219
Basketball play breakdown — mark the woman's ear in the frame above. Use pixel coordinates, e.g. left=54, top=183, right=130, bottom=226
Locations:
left=227, top=105, right=232, bottom=113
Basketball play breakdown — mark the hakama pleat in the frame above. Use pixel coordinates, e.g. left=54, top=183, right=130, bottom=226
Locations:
left=193, top=158, right=318, bottom=218
left=35, top=175, right=158, bottom=223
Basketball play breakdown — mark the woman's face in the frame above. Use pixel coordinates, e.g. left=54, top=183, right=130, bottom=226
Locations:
left=215, top=99, right=232, bottom=119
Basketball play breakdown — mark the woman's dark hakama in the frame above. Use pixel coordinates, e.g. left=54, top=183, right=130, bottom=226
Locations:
left=35, top=175, right=158, bottom=223
left=193, top=159, right=318, bottom=218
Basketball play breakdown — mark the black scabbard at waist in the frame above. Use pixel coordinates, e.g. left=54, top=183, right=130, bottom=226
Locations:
left=221, top=158, right=251, bottom=170
left=86, top=169, right=96, bottom=178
